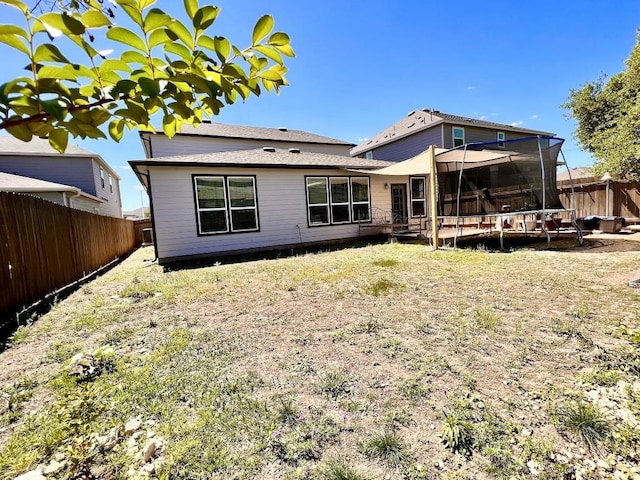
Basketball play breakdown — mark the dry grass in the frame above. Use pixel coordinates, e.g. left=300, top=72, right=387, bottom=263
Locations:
left=1, top=242, right=640, bottom=479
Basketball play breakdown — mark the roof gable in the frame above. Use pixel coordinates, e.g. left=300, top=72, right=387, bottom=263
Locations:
left=149, top=121, right=355, bottom=146
left=351, top=109, right=556, bottom=155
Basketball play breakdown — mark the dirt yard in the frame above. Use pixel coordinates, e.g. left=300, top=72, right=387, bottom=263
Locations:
left=1, top=238, right=639, bottom=480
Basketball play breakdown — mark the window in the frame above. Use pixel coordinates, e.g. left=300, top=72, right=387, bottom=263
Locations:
left=108, top=174, right=113, bottom=193
left=330, top=177, right=350, bottom=223
left=99, top=166, right=105, bottom=188
left=306, top=177, right=329, bottom=225
left=365, top=151, right=374, bottom=160
left=194, top=176, right=258, bottom=234
left=497, top=131, right=505, bottom=148
left=410, top=177, right=426, bottom=217
left=453, top=127, right=465, bottom=147
left=351, top=178, right=371, bottom=221
left=306, top=176, right=370, bottom=226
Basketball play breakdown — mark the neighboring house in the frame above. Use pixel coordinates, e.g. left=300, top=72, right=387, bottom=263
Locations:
left=0, top=172, right=105, bottom=210
left=351, top=109, right=555, bottom=161
left=0, top=136, right=122, bottom=217
left=139, top=121, right=355, bottom=158
left=557, top=166, right=593, bottom=182
left=122, top=207, right=149, bottom=220
left=129, top=148, right=414, bottom=264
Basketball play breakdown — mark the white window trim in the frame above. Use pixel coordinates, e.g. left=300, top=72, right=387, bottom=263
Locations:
left=99, top=166, right=105, bottom=188
left=409, top=176, right=427, bottom=218
left=453, top=126, right=465, bottom=147
left=365, top=151, right=373, bottom=160
left=108, top=174, right=113, bottom=193
left=351, top=177, right=371, bottom=222
left=330, top=177, right=351, bottom=224
left=227, top=176, right=259, bottom=233
left=306, top=177, right=330, bottom=226
left=497, top=131, right=505, bottom=148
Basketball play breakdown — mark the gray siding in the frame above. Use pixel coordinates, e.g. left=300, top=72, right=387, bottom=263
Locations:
left=70, top=195, right=103, bottom=214
left=361, top=126, right=443, bottom=162
left=0, top=155, right=96, bottom=194
left=442, top=125, right=537, bottom=149
left=145, top=135, right=352, bottom=158
left=26, top=191, right=66, bottom=205
left=147, top=165, right=408, bottom=262
left=91, top=159, right=122, bottom=218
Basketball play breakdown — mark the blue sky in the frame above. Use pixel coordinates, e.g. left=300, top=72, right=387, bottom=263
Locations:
left=2, top=0, right=640, bottom=210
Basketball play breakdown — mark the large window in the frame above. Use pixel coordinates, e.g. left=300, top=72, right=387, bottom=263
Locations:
left=351, top=178, right=371, bottom=221
left=306, top=176, right=370, bottom=226
left=330, top=177, right=351, bottom=223
left=194, top=176, right=258, bottom=235
left=453, top=127, right=465, bottom=147
left=410, top=177, right=426, bottom=217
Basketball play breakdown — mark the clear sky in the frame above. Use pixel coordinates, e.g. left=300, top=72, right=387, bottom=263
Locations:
left=1, top=1, right=640, bottom=211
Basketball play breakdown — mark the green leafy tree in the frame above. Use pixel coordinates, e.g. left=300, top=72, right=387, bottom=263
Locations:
left=0, top=0, right=294, bottom=152
left=564, top=32, right=640, bottom=179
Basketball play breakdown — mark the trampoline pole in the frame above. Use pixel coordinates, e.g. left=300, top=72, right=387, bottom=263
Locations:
left=453, top=144, right=468, bottom=248
left=537, top=136, right=550, bottom=248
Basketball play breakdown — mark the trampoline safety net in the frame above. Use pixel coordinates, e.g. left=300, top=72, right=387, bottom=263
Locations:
left=436, top=136, right=564, bottom=216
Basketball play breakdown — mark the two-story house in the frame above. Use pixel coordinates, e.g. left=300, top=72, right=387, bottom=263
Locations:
left=0, top=136, right=122, bottom=217
left=351, top=109, right=555, bottom=161
left=140, top=121, right=355, bottom=158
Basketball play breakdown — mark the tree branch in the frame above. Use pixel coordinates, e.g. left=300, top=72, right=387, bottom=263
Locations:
left=0, top=96, right=124, bottom=131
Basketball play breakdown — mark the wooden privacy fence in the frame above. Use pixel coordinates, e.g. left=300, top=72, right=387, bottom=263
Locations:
left=0, top=192, right=138, bottom=323
left=558, top=177, right=640, bottom=220
left=133, top=218, right=152, bottom=244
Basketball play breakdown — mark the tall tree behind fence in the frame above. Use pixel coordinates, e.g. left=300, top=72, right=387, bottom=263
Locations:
left=558, top=178, right=640, bottom=219
left=0, top=192, right=137, bottom=323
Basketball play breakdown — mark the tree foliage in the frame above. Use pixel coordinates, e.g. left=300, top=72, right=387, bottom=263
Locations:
left=564, top=32, right=640, bottom=179
left=0, top=0, right=294, bottom=152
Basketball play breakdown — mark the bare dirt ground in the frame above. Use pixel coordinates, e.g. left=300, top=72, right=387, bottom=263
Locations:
left=1, top=238, right=639, bottom=480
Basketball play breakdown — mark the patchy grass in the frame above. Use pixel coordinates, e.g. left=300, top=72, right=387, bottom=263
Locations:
left=0, top=243, right=640, bottom=479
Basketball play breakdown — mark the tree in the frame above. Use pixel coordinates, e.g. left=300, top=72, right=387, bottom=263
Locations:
left=0, top=0, right=294, bottom=152
left=564, top=31, right=640, bottom=179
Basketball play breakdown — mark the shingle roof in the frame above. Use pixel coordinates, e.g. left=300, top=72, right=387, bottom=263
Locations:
left=0, top=135, right=95, bottom=156
left=556, top=166, right=594, bottom=182
left=0, top=171, right=79, bottom=192
left=151, top=121, right=355, bottom=146
left=350, top=109, right=556, bottom=155
left=130, top=148, right=393, bottom=169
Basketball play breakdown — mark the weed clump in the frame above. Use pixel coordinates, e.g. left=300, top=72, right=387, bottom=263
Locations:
left=361, top=430, right=409, bottom=469
left=440, top=412, right=475, bottom=458
left=554, top=400, right=611, bottom=453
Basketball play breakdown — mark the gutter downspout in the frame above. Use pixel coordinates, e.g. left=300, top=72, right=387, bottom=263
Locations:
left=68, top=188, right=82, bottom=209
left=136, top=168, right=158, bottom=261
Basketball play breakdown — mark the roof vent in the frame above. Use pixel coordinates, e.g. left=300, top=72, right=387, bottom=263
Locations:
left=263, top=146, right=276, bottom=152
left=288, top=148, right=300, bottom=154
left=407, top=110, right=415, bottom=116
left=278, top=127, right=288, bottom=131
